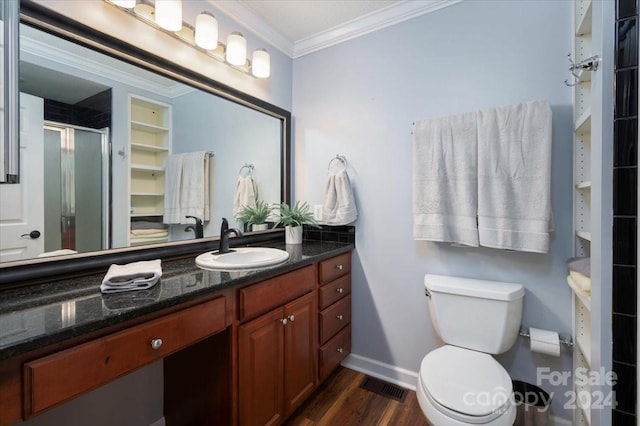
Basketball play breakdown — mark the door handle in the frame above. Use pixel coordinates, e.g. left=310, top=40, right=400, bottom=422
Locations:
left=21, top=230, right=41, bottom=239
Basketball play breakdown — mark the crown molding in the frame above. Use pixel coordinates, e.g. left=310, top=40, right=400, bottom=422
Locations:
left=20, top=34, right=185, bottom=99
left=207, top=0, right=294, bottom=57
left=293, top=0, right=463, bottom=58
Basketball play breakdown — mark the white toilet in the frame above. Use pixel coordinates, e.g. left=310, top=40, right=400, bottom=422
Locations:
left=417, top=274, right=525, bottom=426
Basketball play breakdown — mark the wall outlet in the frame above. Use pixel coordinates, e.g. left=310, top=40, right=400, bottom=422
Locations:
left=313, top=204, right=323, bottom=221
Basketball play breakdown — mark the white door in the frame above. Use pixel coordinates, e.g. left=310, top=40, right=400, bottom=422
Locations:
left=0, top=93, right=44, bottom=261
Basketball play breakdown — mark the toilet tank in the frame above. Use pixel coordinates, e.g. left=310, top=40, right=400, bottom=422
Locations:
left=424, top=274, right=525, bottom=354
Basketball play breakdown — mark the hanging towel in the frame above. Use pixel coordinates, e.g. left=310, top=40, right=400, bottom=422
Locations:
left=413, top=112, right=479, bottom=246
left=233, top=176, right=257, bottom=218
left=477, top=100, right=552, bottom=253
left=100, top=259, right=162, bottom=294
left=322, top=168, right=358, bottom=225
left=163, top=152, right=211, bottom=224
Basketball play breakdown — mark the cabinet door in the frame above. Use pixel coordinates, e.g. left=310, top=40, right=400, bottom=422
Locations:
left=239, top=308, right=284, bottom=426
left=283, top=292, right=316, bottom=414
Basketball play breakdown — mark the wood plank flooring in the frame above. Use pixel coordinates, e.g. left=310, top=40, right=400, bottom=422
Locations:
left=284, top=368, right=430, bottom=426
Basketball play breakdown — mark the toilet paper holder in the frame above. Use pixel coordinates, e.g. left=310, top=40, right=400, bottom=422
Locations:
left=519, top=327, right=574, bottom=349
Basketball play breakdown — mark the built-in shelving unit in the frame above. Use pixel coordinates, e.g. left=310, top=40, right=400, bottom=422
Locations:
left=571, top=1, right=593, bottom=425
left=128, top=95, right=171, bottom=246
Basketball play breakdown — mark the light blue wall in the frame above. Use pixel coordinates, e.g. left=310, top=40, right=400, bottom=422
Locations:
left=293, top=0, right=574, bottom=419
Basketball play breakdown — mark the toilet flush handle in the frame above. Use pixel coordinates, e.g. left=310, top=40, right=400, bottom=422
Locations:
left=424, top=288, right=431, bottom=298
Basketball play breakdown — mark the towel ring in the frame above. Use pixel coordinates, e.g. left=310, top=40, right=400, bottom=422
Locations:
left=239, top=163, right=254, bottom=177
left=327, top=155, right=347, bottom=171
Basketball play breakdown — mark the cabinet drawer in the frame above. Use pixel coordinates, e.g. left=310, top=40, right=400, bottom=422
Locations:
left=318, top=275, right=351, bottom=310
left=318, top=253, right=351, bottom=285
left=319, top=325, right=351, bottom=381
left=319, top=296, right=351, bottom=345
left=239, top=266, right=314, bottom=322
left=24, top=296, right=226, bottom=415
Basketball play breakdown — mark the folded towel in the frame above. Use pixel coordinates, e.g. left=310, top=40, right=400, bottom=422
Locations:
left=567, top=256, right=590, bottom=277
left=233, top=176, right=257, bottom=218
left=569, top=269, right=592, bottom=292
left=37, top=249, right=78, bottom=258
left=101, top=259, right=162, bottom=294
left=567, top=275, right=591, bottom=299
left=413, top=112, right=479, bottom=246
left=322, top=169, right=358, bottom=225
left=477, top=100, right=553, bottom=253
left=164, top=152, right=211, bottom=224
left=130, top=229, right=169, bottom=238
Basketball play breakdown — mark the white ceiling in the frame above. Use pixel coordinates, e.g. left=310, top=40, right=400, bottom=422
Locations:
left=211, top=0, right=461, bottom=58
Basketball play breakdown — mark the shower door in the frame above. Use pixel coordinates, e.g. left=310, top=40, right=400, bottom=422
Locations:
left=43, top=123, right=109, bottom=253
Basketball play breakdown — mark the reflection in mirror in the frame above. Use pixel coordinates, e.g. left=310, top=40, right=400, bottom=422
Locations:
left=0, top=22, right=285, bottom=264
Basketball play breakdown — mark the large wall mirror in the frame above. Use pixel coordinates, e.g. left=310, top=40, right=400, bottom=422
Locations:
left=0, top=2, right=290, bottom=277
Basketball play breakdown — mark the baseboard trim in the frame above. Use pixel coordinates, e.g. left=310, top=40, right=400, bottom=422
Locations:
left=341, top=353, right=419, bottom=391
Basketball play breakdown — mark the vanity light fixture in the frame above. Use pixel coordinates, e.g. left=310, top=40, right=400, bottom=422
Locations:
left=194, top=12, right=218, bottom=50
left=251, top=49, right=270, bottom=78
left=226, top=32, right=247, bottom=66
left=104, top=0, right=270, bottom=79
left=154, top=0, right=182, bottom=32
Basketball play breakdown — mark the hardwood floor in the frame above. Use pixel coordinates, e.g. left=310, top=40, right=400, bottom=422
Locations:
left=284, top=368, right=430, bottom=426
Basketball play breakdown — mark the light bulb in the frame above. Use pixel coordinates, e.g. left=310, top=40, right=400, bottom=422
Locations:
left=226, top=32, right=247, bottom=66
left=155, top=0, right=182, bottom=32
left=108, top=0, right=136, bottom=8
left=252, top=49, right=270, bottom=78
left=195, top=12, right=218, bottom=50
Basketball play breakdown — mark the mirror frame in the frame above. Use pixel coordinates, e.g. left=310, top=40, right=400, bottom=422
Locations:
left=0, top=1, right=291, bottom=287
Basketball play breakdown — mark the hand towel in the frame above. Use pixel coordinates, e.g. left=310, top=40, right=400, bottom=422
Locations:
left=233, top=176, right=257, bottom=218
left=101, top=259, right=162, bottom=294
left=567, top=275, right=591, bottom=298
left=477, top=100, right=552, bottom=253
left=130, top=229, right=169, bottom=238
left=322, top=169, right=358, bottom=225
left=163, top=152, right=210, bottom=224
left=567, top=256, right=591, bottom=277
left=413, top=112, right=479, bottom=246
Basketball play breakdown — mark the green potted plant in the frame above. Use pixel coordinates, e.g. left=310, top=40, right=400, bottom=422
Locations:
left=236, top=200, right=274, bottom=232
left=274, top=201, right=319, bottom=244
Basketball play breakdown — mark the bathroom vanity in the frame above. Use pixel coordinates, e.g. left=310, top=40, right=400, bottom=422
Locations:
left=0, top=241, right=353, bottom=426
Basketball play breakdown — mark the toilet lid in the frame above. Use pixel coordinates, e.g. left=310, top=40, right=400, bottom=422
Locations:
left=420, top=345, right=513, bottom=417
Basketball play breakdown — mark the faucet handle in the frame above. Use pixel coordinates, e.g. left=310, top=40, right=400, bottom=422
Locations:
left=186, top=215, right=203, bottom=225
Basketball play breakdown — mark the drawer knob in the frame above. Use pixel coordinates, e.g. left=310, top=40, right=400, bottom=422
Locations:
left=336, top=287, right=344, bottom=294
left=150, top=338, right=163, bottom=350
left=336, top=314, right=343, bottom=321
left=337, top=347, right=344, bottom=353
left=280, top=318, right=288, bottom=325
left=336, top=264, right=343, bottom=270
left=287, top=314, right=295, bottom=322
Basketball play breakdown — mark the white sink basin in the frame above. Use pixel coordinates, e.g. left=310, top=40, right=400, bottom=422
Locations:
left=195, top=247, right=290, bottom=271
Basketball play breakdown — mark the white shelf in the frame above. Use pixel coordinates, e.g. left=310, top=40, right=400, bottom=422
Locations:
left=130, top=213, right=163, bottom=217
left=131, top=143, right=169, bottom=153
left=576, top=231, right=592, bottom=241
left=130, top=236, right=169, bottom=245
left=576, top=181, right=592, bottom=189
left=131, top=192, right=164, bottom=196
left=576, top=0, right=592, bottom=36
left=575, top=108, right=591, bottom=134
left=131, top=121, right=169, bottom=133
left=130, top=164, right=165, bottom=172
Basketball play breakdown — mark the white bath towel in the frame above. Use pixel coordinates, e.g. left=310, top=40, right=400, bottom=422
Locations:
left=477, top=100, right=552, bottom=253
left=164, top=152, right=211, bottom=224
left=233, top=176, right=257, bottom=218
left=101, top=259, right=162, bottom=293
left=322, top=169, right=358, bottom=225
left=413, top=112, right=479, bottom=246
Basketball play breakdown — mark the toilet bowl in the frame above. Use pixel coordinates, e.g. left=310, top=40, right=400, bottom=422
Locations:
left=417, top=346, right=516, bottom=425
left=418, top=274, right=524, bottom=425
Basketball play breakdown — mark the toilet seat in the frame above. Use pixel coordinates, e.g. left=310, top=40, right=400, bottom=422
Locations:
left=419, top=345, right=513, bottom=424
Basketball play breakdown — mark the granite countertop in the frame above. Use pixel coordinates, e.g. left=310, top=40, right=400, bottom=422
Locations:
left=0, top=241, right=353, bottom=361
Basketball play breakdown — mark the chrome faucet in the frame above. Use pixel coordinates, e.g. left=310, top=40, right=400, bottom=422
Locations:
left=185, top=216, right=204, bottom=239
left=218, top=217, right=243, bottom=254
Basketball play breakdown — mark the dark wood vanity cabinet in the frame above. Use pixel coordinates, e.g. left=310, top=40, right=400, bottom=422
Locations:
left=238, top=266, right=316, bottom=426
